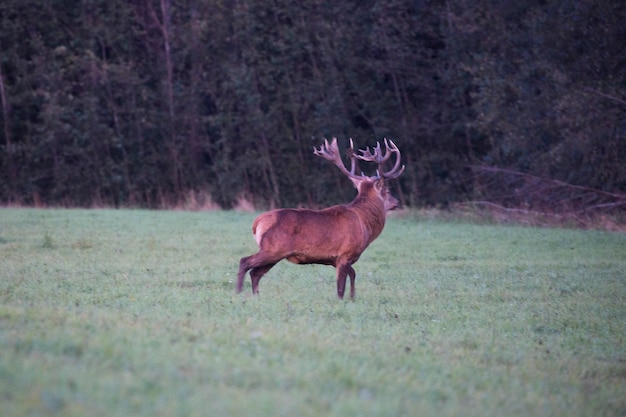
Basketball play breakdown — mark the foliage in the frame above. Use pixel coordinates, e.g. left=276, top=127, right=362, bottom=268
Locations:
left=0, top=0, right=624, bottom=209
left=0, top=208, right=625, bottom=416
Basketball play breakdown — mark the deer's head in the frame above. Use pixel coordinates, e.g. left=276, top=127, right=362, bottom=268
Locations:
left=314, top=137, right=405, bottom=211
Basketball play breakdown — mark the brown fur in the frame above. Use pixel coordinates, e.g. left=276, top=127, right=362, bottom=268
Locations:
left=236, top=178, right=398, bottom=299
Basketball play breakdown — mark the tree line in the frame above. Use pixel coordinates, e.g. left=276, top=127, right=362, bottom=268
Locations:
left=1, top=0, right=625, bottom=212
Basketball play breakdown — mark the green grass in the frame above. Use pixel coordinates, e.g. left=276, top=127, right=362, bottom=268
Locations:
left=1, top=208, right=625, bottom=417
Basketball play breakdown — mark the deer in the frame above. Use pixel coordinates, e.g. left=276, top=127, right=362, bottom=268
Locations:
left=236, top=137, right=405, bottom=299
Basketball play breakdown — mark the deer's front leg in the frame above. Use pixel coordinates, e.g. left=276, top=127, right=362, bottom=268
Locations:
left=347, top=265, right=356, bottom=299
left=336, top=262, right=353, bottom=299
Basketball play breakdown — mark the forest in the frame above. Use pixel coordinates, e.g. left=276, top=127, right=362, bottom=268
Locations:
left=1, top=0, right=625, bottom=215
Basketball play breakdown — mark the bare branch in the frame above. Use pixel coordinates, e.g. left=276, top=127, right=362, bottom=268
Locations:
left=580, top=86, right=626, bottom=107
left=469, top=165, right=626, bottom=224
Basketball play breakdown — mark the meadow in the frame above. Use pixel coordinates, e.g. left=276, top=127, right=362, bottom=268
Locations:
left=0, top=208, right=624, bottom=417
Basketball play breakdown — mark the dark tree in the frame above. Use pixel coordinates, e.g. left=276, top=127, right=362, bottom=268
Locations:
left=0, top=0, right=624, bottom=213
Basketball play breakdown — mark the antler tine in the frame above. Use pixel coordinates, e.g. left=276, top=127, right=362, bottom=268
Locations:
left=314, top=137, right=367, bottom=180
left=354, top=138, right=404, bottom=179
left=380, top=138, right=405, bottom=179
left=358, top=140, right=393, bottom=162
left=356, top=143, right=377, bottom=162
left=347, top=138, right=359, bottom=177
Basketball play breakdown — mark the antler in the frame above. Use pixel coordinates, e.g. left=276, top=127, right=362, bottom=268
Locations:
left=313, top=137, right=368, bottom=181
left=357, top=138, right=405, bottom=180
left=314, top=137, right=405, bottom=180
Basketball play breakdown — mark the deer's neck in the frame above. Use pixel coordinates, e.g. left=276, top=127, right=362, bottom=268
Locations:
left=349, top=194, right=387, bottom=243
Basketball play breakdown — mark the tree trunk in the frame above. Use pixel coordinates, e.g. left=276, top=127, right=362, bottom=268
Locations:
left=0, top=57, right=16, bottom=199
left=149, top=0, right=181, bottom=200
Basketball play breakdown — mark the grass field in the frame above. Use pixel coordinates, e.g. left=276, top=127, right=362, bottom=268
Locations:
left=1, top=208, right=625, bottom=417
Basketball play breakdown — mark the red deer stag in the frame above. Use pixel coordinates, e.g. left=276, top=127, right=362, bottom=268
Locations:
left=236, top=137, right=405, bottom=299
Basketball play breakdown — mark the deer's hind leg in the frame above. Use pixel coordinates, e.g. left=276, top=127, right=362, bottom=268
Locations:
left=250, top=263, right=276, bottom=294
left=237, top=252, right=279, bottom=294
